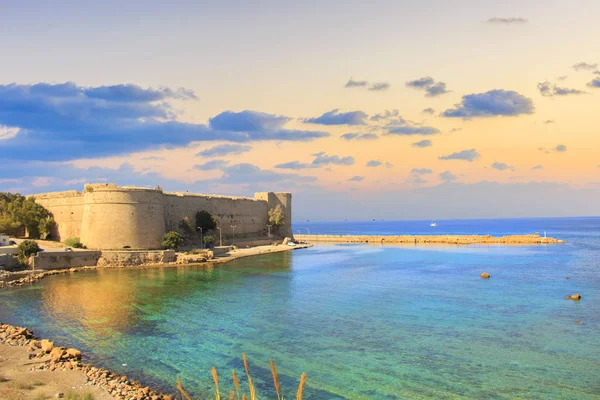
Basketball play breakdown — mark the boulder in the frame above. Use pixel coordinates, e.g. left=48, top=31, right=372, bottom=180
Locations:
left=565, top=293, right=581, bottom=301
left=40, top=339, right=54, bottom=353
left=65, top=348, right=81, bottom=360
left=50, top=347, right=65, bottom=360
left=480, top=272, right=491, bottom=279
left=282, top=237, right=291, bottom=245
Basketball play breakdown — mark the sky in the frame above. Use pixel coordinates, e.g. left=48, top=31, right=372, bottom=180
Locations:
left=1, top=0, right=600, bottom=221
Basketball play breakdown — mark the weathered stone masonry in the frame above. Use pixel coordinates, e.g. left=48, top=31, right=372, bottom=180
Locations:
left=33, top=183, right=292, bottom=249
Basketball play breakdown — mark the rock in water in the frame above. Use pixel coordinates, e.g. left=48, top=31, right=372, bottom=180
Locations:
left=480, top=272, right=491, bottom=279
left=66, top=348, right=82, bottom=360
left=566, top=293, right=582, bottom=300
left=40, top=339, right=54, bottom=353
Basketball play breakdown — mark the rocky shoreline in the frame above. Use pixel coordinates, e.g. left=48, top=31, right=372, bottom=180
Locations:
left=0, top=323, right=172, bottom=400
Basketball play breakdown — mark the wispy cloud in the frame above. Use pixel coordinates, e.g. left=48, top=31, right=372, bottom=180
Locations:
left=538, top=144, right=567, bottom=153
left=366, top=160, right=392, bottom=168
left=442, top=90, right=534, bottom=118
left=573, top=62, right=598, bottom=71
left=439, top=171, right=458, bottom=181
left=411, top=168, right=432, bottom=175
left=491, top=162, right=514, bottom=171
left=193, top=160, right=231, bottom=170
left=439, top=149, right=480, bottom=162
left=485, top=17, right=528, bottom=24
left=339, top=133, right=379, bottom=141
left=348, top=176, right=365, bottom=182
left=412, top=139, right=432, bottom=148
left=305, top=109, right=368, bottom=125
left=406, top=76, right=450, bottom=97
left=531, top=165, right=543, bottom=170
left=196, top=144, right=252, bottom=158
left=422, top=108, right=435, bottom=114
left=587, top=78, right=600, bottom=88
left=537, top=81, right=586, bottom=96
left=368, top=82, right=391, bottom=91
left=387, top=126, right=440, bottom=135
left=275, top=152, right=355, bottom=170
left=345, top=78, right=368, bottom=88
left=543, top=120, right=555, bottom=124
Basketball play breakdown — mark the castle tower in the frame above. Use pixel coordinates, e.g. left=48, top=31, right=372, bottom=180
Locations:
left=80, top=184, right=166, bottom=249
left=254, top=192, right=293, bottom=238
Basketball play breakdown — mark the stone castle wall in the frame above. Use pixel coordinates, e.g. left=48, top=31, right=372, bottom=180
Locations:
left=33, top=183, right=292, bottom=250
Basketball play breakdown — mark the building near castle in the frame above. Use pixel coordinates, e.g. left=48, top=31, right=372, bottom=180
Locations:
left=33, top=183, right=292, bottom=250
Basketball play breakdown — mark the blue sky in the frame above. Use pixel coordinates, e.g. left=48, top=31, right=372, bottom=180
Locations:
left=1, top=0, right=600, bottom=220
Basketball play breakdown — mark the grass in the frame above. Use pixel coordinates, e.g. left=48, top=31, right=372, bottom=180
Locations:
left=65, top=391, right=95, bottom=400
left=177, top=354, right=306, bottom=400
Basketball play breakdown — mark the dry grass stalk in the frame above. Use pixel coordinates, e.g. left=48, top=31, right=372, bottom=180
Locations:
left=211, top=366, right=221, bottom=400
left=242, top=353, right=256, bottom=400
left=232, top=369, right=240, bottom=400
left=230, top=391, right=235, bottom=400
left=296, top=372, right=306, bottom=400
left=242, top=395, right=247, bottom=400
left=176, top=376, right=193, bottom=400
left=270, top=359, right=281, bottom=400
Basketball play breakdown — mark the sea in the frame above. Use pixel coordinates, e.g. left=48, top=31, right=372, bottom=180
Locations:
left=0, top=217, right=599, bottom=399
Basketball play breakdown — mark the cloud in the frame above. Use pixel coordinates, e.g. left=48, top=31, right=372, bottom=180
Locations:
left=202, top=163, right=317, bottom=185
left=491, top=162, right=514, bottom=171
left=412, top=139, right=432, bottom=148
left=422, top=108, right=435, bottom=114
left=339, top=133, right=379, bottom=141
left=537, top=81, right=586, bottom=96
left=275, top=152, right=355, bottom=170
left=345, top=78, right=368, bottom=88
left=587, top=78, right=600, bottom=88
left=0, top=83, right=328, bottom=161
left=449, top=128, right=462, bottom=133
left=387, top=125, right=440, bottom=135
left=140, top=156, right=166, bottom=161
left=366, top=160, right=392, bottom=168
left=442, top=89, right=534, bottom=118
left=538, top=145, right=567, bottom=153
left=485, top=17, right=528, bottom=24
left=369, top=109, right=407, bottom=125
left=439, top=171, right=458, bottom=181
left=406, top=175, right=428, bottom=185
left=368, top=82, right=390, bottom=91
left=406, top=77, right=449, bottom=97
left=348, top=176, right=364, bottom=182
left=531, top=165, right=543, bottom=170
left=556, top=75, right=568, bottom=81
left=0, top=125, right=21, bottom=140
left=411, top=168, right=432, bottom=175
left=439, top=149, right=480, bottom=162
left=544, top=120, right=555, bottom=124
left=573, top=62, right=598, bottom=71
left=406, top=77, right=435, bottom=88
left=193, top=160, right=231, bottom=170
left=196, top=144, right=252, bottom=158
left=305, top=109, right=368, bottom=125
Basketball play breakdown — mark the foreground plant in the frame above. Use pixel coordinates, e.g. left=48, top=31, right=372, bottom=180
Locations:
left=177, top=354, right=306, bottom=400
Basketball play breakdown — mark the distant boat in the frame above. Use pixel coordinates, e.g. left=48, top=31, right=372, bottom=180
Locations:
left=430, top=221, right=437, bottom=227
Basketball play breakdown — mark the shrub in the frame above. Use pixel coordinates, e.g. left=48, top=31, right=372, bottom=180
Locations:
left=162, top=231, right=184, bottom=250
left=203, top=235, right=214, bottom=246
left=268, top=205, right=284, bottom=226
left=64, top=237, right=84, bottom=248
left=195, top=210, right=216, bottom=232
left=178, top=217, right=195, bottom=237
left=17, top=240, right=41, bottom=265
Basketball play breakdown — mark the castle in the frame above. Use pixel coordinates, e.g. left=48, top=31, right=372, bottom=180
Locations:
left=33, top=183, right=292, bottom=250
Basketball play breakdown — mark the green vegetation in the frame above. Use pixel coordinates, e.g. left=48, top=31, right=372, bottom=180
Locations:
left=268, top=205, right=284, bottom=226
left=17, top=240, right=41, bottom=265
left=162, top=231, right=184, bottom=250
left=0, top=192, right=55, bottom=239
left=177, top=355, right=306, bottom=400
left=65, top=392, right=95, bottom=400
left=64, top=237, right=84, bottom=248
left=203, top=235, right=215, bottom=246
left=195, top=210, right=217, bottom=232
left=178, top=217, right=196, bottom=237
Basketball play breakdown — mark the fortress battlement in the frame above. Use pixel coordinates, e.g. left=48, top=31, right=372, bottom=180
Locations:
left=33, top=183, right=292, bottom=250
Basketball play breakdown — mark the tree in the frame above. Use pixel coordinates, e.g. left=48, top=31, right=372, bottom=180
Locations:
left=195, top=210, right=217, bottom=232
left=203, top=235, right=214, bottom=247
left=162, top=231, right=184, bottom=250
left=17, top=240, right=41, bottom=265
left=0, top=192, right=56, bottom=239
left=178, top=217, right=195, bottom=237
left=268, top=205, right=285, bottom=226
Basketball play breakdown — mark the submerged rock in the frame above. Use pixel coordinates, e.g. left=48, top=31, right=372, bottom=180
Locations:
left=480, top=272, right=491, bottom=279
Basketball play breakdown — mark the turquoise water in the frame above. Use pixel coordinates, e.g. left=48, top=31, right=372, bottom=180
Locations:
left=1, top=218, right=600, bottom=399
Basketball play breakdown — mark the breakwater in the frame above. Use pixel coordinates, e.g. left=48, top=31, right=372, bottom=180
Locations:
left=294, top=233, right=564, bottom=245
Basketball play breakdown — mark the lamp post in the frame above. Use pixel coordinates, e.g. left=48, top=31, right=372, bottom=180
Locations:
left=231, top=225, right=237, bottom=246
left=267, top=224, right=272, bottom=238
left=198, top=227, right=203, bottom=249
left=217, top=227, right=222, bottom=247
left=306, top=228, right=310, bottom=235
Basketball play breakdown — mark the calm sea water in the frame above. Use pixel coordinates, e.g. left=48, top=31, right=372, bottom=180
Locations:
left=1, top=217, right=599, bottom=399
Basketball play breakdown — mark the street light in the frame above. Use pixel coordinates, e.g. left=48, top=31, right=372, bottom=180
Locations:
left=267, top=224, right=272, bottom=238
left=217, top=227, right=222, bottom=247
left=197, top=227, right=203, bottom=249
left=231, top=225, right=237, bottom=246
left=306, top=228, right=310, bottom=235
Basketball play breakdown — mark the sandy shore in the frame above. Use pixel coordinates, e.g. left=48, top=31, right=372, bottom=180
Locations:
left=294, top=233, right=564, bottom=245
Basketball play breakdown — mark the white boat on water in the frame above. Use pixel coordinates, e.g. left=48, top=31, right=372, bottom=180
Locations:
left=430, top=221, right=437, bottom=227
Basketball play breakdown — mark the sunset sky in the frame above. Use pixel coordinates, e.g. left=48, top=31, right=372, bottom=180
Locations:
left=1, top=0, right=600, bottom=220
